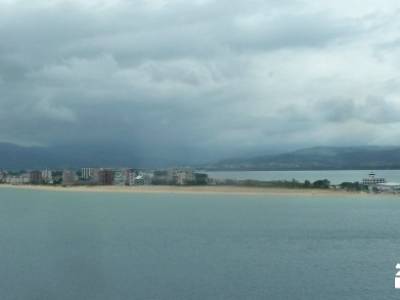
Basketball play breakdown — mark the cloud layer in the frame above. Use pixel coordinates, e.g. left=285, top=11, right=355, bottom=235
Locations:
left=1, top=0, right=400, bottom=162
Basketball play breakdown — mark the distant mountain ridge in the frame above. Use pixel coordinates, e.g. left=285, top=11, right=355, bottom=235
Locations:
left=2, top=143, right=400, bottom=171
left=205, top=146, right=400, bottom=170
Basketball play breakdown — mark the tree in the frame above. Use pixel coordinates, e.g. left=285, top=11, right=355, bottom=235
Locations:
left=312, top=179, right=330, bottom=189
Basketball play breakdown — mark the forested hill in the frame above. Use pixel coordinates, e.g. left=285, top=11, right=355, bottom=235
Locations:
left=205, top=146, right=400, bottom=170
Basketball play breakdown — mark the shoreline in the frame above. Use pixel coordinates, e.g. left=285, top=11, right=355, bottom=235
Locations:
left=0, top=184, right=366, bottom=196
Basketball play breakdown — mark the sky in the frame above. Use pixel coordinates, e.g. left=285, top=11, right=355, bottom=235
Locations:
left=1, top=0, right=400, bottom=163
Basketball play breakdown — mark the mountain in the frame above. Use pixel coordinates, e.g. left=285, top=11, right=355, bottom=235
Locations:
left=205, top=146, right=400, bottom=170
left=3, top=143, right=400, bottom=171
left=0, top=142, right=179, bottom=170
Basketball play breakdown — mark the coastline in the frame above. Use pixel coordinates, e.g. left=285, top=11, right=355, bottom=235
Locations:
left=0, top=184, right=364, bottom=196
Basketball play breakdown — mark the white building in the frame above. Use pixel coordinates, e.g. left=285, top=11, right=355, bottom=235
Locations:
left=128, top=170, right=137, bottom=186
left=41, top=169, right=53, bottom=184
left=376, top=182, right=400, bottom=193
left=81, top=168, right=94, bottom=181
left=134, top=175, right=145, bottom=185
left=362, top=172, right=386, bottom=185
left=5, top=174, right=30, bottom=185
left=176, top=169, right=195, bottom=185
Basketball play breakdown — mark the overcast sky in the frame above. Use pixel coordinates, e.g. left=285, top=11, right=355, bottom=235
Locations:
left=1, top=0, right=400, bottom=163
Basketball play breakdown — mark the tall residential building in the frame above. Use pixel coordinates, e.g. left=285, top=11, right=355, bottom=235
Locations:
left=176, top=169, right=195, bottom=185
left=41, top=169, right=53, bottom=184
left=113, top=170, right=127, bottom=185
left=128, top=169, right=137, bottom=186
left=62, top=170, right=77, bottom=186
left=113, top=169, right=129, bottom=186
left=0, top=171, right=6, bottom=183
left=30, top=170, right=42, bottom=185
left=81, top=168, right=94, bottom=181
left=98, top=169, right=113, bottom=185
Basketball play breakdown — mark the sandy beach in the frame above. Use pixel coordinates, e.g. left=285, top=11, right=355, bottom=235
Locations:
left=0, top=184, right=364, bottom=196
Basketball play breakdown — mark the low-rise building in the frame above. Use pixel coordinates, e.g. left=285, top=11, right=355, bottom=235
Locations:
left=362, top=172, right=386, bottom=185
left=193, top=173, right=209, bottom=185
left=152, top=170, right=172, bottom=185
left=176, top=169, right=195, bottom=185
left=6, top=174, right=30, bottom=185
left=376, top=182, right=400, bottom=193
left=134, top=175, right=145, bottom=185
left=151, top=169, right=208, bottom=185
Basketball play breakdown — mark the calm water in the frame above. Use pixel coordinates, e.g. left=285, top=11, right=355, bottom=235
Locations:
left=0, top=188, right=399, bottom=300
left=206, top=170, right=400, bottom=184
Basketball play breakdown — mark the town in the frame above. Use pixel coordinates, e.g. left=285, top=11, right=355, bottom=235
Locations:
left=0, top=168, right=210, bottom=187
left=0, top=168, right=400, bottom=194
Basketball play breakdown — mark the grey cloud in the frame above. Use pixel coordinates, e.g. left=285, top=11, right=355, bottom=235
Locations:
left=311, top=97, right=400, bottom=125
left=0, top=0, right=399, bottom=163
left=314, top=99, right=357, bottom=122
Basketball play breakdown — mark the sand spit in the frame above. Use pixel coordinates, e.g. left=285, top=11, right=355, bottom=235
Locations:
left=0, top=184, right=366, bottom=197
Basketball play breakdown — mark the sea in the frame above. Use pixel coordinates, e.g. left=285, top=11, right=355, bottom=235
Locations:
left=0, top=185, right=399, bottom=300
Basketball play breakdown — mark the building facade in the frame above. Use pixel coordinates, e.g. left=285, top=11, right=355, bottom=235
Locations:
left=41, top=169, right=53, bottom=184
left=30, top=170, right=43, bottom=185
left=362, top=172, right=386, bottom=185
left=5, top=174, right=30, bottom=185
left=62, top=170, right=77, bottom=186
left=113, top=169, right=128, bottom=185
left=0, top=171, right=6, bottom=183
left=81, top=168, right=95, bottom=181
left=98, top=169, right=114, bottom=185
left=127, top=169, right=137, bottom=186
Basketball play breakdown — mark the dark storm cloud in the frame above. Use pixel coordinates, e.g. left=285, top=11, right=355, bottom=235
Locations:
left=0, top=0, right=400, bottom=161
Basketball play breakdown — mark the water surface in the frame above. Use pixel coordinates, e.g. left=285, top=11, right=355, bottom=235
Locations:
left=0, top=188, right=399, bottom=299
